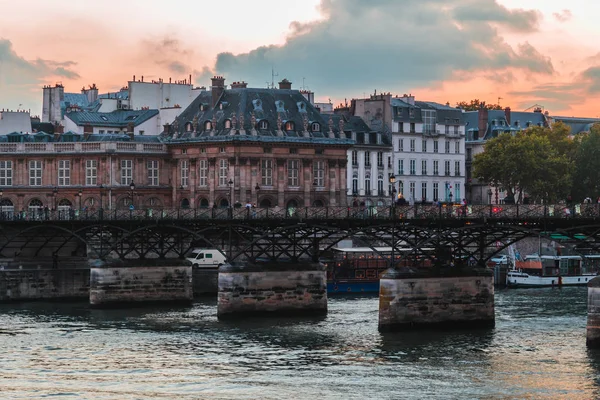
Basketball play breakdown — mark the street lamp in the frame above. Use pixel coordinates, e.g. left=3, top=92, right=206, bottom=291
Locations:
left=99, top=184, right=105, bottom=218
left=52, top=187, right=58, bottom=210
left=388, top=173, right=396, bottom=269
left=77, top=189, right=83, bottom=213
left=388, top=174, right=396, bottom=206
left=228, top=179, right=234, bottom=209
left=129, top=181, right=136, bottom=208
left=487, top=188, right=493, bottom=205
left=255, top=183, right=260, bottom=207
left=449, top=192, right=454, bottom=204
left=0, top=187, right=4, bottom=219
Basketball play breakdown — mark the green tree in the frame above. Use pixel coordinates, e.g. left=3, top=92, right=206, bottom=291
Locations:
left=571, top=123, right=600, bottom=200
left=455, top=99, right=504, bottom=111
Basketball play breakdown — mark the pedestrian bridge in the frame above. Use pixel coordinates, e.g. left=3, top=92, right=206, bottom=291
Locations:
left=0, top=204, right=598, bottom=265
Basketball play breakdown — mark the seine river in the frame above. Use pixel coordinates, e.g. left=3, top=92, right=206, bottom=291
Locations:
left=1, top=288, right=599, bottom=399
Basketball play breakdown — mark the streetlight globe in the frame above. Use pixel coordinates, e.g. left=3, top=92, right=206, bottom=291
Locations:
left=130, top=181, right=135, bottom=191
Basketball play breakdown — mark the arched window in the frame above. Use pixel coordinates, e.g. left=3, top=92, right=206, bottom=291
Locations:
left=313, top=199, right=325, bottom=207
left=219, top=198, right=229, bottom=208
left=0, top=198, right=14, bottom=218
left=377, top=174, right=384, bottom=194
left=224, top=119, right=232, bottom=129
left=352, top=173, right=358, bottom=193
left=259, top=120, right=269, bottom=130
left=185, top=122, right=193, bottom=132
left=287, top=199, right=298, bottom=209
left=199, top=198, right=209, bottom=208
left=180, top=198, right=190, bottom=209
left=311, top=122, right=320, bottom=132
left=259, top=198, right=272, bottom=208
left=28, top=199, right=43, bottom=214
left=285, top=121, right=295, bottom=131
left=365, top=174, right=371, bottom=195
left=204, top=121, right=212, bottom=131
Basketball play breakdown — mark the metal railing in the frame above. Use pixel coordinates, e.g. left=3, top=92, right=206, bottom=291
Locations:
left=0, top=204, right=598, bottom=222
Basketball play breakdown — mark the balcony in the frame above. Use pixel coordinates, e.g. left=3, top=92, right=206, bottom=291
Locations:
left=0, top=142, right=167, bottom=154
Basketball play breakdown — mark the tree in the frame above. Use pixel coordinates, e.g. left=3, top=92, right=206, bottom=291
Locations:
left=571, top=123, right=600, bottom=201
left=455, top=99, right=504, bottom=111
left=472, top=128, right=573, bottom=203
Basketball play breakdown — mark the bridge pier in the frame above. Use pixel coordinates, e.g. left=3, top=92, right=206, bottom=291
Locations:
left=89, top=260, right=193, bottom=308
left=378, top=268, right=495, bottom=331
left=217, top=260, right=327, bottom=319
left=587, top=277, right=600, bottom=348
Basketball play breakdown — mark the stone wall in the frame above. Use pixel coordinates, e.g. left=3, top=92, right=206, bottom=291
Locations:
left=0, top=268, right=90, bottom=302
left=90, top=264, right=193, bottom=307
left=587, top=277, right=600, bottom=348
left=217, top=261, right=327, bottom=318
left=379, top=270, right=495, bottom=331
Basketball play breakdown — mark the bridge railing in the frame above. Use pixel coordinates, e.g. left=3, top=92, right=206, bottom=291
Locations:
left=0, top=204, right=598, bottom=222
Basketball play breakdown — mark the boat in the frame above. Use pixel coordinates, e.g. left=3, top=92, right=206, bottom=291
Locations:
left=322, top=246, right=435, bottom=294
left=506, top=254, right=599, bottom=287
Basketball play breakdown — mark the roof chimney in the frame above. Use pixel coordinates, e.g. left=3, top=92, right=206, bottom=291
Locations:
left=504, top=107, right=511, bottom=125
left=478, top=108, right=489, bottom=139
left=231, top=81, right=248, bottom=89
left=211, top=76, right=226, bottom=107
left=278, top=79, right=292, bottom=90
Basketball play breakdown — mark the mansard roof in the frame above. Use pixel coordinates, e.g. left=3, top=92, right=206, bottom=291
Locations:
left=168, top=87, right=354, bottom=146
left=65, top=109, right=159, bottom=127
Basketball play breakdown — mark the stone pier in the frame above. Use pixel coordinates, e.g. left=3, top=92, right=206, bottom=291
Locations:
left=587, top=277, right=600, bottom=348
left=0, top=266, right=89, bottom=302
left=217, top=260, right=327, bottom=319
left=89, top=260, right=193, bottom=308
left=379, top=268, right=495, bottom=331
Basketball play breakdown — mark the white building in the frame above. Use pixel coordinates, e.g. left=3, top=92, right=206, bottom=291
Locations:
left=391, top=96, right=466, bottom=203
left=0, top=110, right=32, bottom=135
left=63, top=109, right=160, bottom=136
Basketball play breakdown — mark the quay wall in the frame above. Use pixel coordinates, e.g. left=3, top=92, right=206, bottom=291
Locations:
left=0, top=268, right=90, bottom=302
left=217, top=262, right=327, bottom=318
left=587, top=277, right=600, bottom=348
left=379, top=270, right=495, bottom=331
left=193, top=268, right=219, bottom=296
left=90, top=264, right=193, bottom=307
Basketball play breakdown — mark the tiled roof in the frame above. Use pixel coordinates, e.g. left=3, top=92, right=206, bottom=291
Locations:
left=65, top=109, right=159, bottom=127
left=464, top=110, right=546, bottom=141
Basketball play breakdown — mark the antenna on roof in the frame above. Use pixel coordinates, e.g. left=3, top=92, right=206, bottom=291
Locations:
left=497, top=97, right=503, bottom=106
left=270, top=66, right=278, bottom=89
left=302, top=77, right=306, bottom=90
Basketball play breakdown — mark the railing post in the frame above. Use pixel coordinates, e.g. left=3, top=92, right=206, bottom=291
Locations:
left=489, top=204, right=493, bottom=218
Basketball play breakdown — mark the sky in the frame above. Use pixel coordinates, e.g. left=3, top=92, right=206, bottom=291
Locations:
left=1, top=0, right=599, bottom=117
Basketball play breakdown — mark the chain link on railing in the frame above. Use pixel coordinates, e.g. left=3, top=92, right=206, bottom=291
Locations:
left=0, top=204, right=599, bottom=222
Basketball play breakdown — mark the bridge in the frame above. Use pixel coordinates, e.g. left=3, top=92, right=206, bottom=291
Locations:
left=1, top=204, right=599, bottom=265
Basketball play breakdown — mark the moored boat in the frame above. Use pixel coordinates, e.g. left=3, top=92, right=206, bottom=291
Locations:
left=506, top=254, right=599, bottom=287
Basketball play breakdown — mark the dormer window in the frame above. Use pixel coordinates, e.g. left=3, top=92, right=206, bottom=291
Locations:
left=185, top=122, right=193, bottom=132
left=311, top=122, right=320, bottom=132
left=492, top=119, right=497, bottom=126
left=526, top=122, right=531, bottom=127
left=515, top=121, right=520, bottom=127
left=101, top=116, right=108, bottom=121
left=258, top=120, right=269, bottom=130
left=285, top=121, right=295, bottom=131
left=500, top=120, right=505, bottom=126
left=224, top=119, right=232, bottom=129
left=204, top=121, right=212, bottom=131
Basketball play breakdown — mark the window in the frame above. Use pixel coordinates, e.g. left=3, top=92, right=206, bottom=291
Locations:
left=445, top=160, right=451, bottom=176
left=409, top=182, right=415, bottom=200
left=86, top=160, right=97, bottom=186
left=139, top=130, right=145, bottom=135
left=422, top=140, right=427, bottom=152
left=454, top=126, right=459, bottom=135
left=315, top=149, right=324, bottom=155
left=219, top=159, right=229, bottom=186
left=445, top=125, right=450, bottom=134
left=290, top=148, right=298, bottom=154
left=352, top=151, right=358, bottom=166
left=285, top=121, right=295, bottom=131
left=398, top=139, right=404, bottom=152
left=398, top=159, right=404, bottom=175
left=147, top=160, right=159, bottom=186
left=264, top=147, right=272, bottom=154
left=58, top=160, right=70, bottom=186
left=29, top=160, right=42, bottom=186
left=259, top=120, right=269, bottom=130
left=204, top=121, right=212, bottom=131
left=455, top=161, right=461, bottom=176
left=455, top=141, right=460, bottom=154
left=409, top=159, right=416, bottom=175
left=421, top=182, right=427, bottom=202
left=399, top=181, right=404, bottom=196
left=181, top=160, right=189, bottom=187
left=422, top=110, right=436, bottom=134
left=454, top=183, right=461, bottom=201
left=364, top=152, right=371, bottom=166
left=433, top=160, right=439, bottom=175
left=433, top=182, right=439, bottom=201
left=410, top=139, right=415, bottom=152
left=433, top=140, right=439, bottom=153
left=313, top=160, right=325, bottom=187
left=377, top=174, right=384, bottom=194
left=377, top=152, right=383, bottom=167
left=199, top=160, right=208, bottom=187
left=398, top=122, right=404, bottom=133
left=99, top=130, right=105, bottom=134
left=421, top=160, right=427, bottom=175
left=352, top=173, right=358, bottom=193
left=0, top=161, right=12, bottom=186
left=288, top=160, right=299, bottom=186
left=445, top=141, right=450, bottom=154
left=121, top=160, right=132, bottom=185
left=410, top=122, right=415, bottom=133
left=224, top=119, right=232, bottom=129
left=261, top=159, right=273, bottom=186
left=220, top=147, right=226, bottom=153
left=311, top=122, right=320, bottom=132
left=365, top=174, right=371, bottom=194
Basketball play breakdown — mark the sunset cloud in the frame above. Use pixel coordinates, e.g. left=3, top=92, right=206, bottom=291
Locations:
left=553, top=9, right=573, bottom=23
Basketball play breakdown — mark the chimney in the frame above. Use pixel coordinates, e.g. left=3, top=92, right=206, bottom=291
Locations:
left=278, top=79, right=292, bottom=90
left=83, top=124, right=93, bottom=140
left=231, top=81, right=248, bottom=89
left=478, top=108, right=489, bottom=139
left=504, top=107, right=511, bottom=125
left=211, top=76, right=226, bottom=108
left=127, top=122, right=135, bottom=139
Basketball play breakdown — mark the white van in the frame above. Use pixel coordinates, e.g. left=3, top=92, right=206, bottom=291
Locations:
left=186, top=249, right=227, bottom=268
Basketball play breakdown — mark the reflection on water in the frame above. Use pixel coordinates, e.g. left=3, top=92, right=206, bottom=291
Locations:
left=1, top=288, right=599, bottom=399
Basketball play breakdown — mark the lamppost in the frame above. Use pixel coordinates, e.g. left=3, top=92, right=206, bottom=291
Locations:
left=99, top=184, right=104, bottom=219
left=255, top=183, right=260, bottom=207
left=77, top=189, right=83, bottom=216
left=487, top=188, right=492, bottom=205
left=389, top=173, right=396, bottom=269
left=389, top=174, right=396, bottom=207
left=129, top=181, right=136, bottom=208
left=228, top=178, right=234, bottom=214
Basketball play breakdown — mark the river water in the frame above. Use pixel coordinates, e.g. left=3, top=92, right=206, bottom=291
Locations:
left=1, top=288, right=599, bottom=399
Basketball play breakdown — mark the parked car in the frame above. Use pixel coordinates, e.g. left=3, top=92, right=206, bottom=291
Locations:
left=186, top=248, right=227, bottom=268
